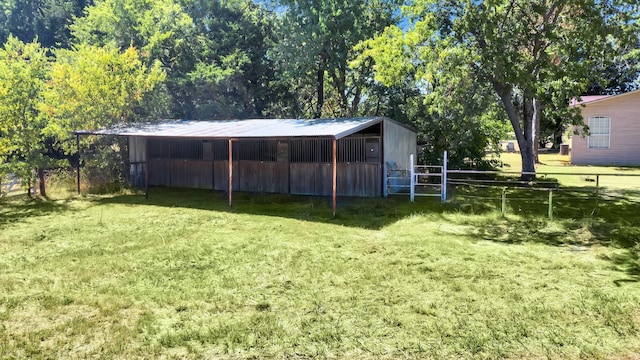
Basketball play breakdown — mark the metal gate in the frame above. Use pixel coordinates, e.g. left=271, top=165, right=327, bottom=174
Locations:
left=385, top=151, right=448, bottom=203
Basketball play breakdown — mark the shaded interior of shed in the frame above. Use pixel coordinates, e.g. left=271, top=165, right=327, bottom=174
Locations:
left=137, top=124, right=383, bottom=197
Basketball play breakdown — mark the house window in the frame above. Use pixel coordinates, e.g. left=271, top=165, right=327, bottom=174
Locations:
left=588, top=116, right=610, bottom=149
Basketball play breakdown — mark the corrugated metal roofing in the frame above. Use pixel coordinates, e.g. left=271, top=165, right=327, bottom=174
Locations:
left=74, top=117, right=397, bottom=140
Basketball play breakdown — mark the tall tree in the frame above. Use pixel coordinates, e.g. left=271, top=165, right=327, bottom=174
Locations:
left=362, top=1, right=638, bottom=177
left=357, top=19, right=509, bottom=167
left=272, top=0, right=397, bottom=118
left=72, top=0, right=282, bottom=119
left=42, top=43, right=164, bottom=137
left=0, top=38, right=163, bottom=195
left=182, top=0, right=284, bottom=119
left=0, top=37, right=50, bottom=195
left=71, top=0, right=196, bottom=117
left=40, top=43, right=164, bottom=187
left=0, top=0, right=92, bottom=48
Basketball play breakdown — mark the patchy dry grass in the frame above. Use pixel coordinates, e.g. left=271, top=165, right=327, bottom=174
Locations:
left=1, top=187, right=640, bottom=359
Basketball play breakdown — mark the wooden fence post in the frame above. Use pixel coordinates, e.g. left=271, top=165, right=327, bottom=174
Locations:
left=501, top=188, right=507, bottom=217
left=548, top=189, right=553, bottom=220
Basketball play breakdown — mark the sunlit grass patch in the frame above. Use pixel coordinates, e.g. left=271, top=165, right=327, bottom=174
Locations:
left=1, top=188, right=640, bottom=358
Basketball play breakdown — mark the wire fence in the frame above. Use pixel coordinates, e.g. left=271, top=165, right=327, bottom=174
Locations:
left=445, top=170, right=640, bottom=219
left=386, top=151, right=640, bottom=219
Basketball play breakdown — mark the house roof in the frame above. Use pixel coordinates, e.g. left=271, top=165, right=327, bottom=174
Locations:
left=570, top=89, right=640, bottom=107
left=569, top=95, right=611, bottom=106
left=74, top=117, right=412, bottom=140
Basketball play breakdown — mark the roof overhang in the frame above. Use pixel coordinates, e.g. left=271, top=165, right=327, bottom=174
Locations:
left=570, top=89, right=640, bottom=107
left=74, top=117, right=413, bottom=140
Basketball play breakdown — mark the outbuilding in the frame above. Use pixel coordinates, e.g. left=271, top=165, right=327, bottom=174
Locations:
left=75, top=117, right=417, bottom=213
left=571, top=89, right=640, bottom=166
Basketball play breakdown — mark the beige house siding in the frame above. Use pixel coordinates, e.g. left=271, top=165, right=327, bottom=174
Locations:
left=571, top=90, right=640, bottom=165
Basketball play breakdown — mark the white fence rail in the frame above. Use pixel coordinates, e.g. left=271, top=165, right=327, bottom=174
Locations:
left=386, top=151, right=448, bottom=203
left=385, top=151, right=640, bottom=218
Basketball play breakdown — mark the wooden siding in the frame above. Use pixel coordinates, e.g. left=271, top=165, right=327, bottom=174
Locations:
left=237, top=161, right=289, bottom=193
left=128, top=137, right=146, bottom=187
left=213, top=161, right=238, bottom=191
left=170, top=160, right=213, bottom=189
left=290, top=163, right=380, bottom=196
left=572, top=91, right=640, bottom=165
left=147, top=158, right=383, bottom=197
left=149, top=159, right=169, bottom=186
left=132, top=131, right=405, bottom=197
left=149, top=159, right=213, bottom=189
left=337, top=163, right=381, bottom=196
left=290, top=163, right=332, bottom=196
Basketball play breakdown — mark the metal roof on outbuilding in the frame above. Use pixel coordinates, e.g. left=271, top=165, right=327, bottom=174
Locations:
left=74, top=117, right=412, bottom=140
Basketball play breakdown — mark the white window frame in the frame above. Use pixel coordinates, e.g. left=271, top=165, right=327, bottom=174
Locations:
left=588, top=116, right=611, bottom=149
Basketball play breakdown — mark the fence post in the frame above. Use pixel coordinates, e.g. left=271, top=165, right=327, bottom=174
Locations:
left=441, top=150, right=448, bottom=203
left=548, top=189, right=553, bottom=220
left=595, top=175, right=600, bottom=209
left=501, top=187, right=507, bottom=217
left=410, top=153, right=415, bottom=203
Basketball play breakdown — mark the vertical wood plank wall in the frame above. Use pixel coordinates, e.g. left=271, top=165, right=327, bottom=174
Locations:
left=141, top=136, right=391, bottom=197
left=128, top=136, right=147, bottom=187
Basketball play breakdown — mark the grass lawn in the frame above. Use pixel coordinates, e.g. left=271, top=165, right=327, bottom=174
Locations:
left=452, top=152, right=640, bottom=221
left=496, top=152, right=640, bottom=189
left=1, top=164, right=640, bottom=358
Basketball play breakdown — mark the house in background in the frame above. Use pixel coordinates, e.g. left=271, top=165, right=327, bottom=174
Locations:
left=570, top=89, right=640, bottom=166
left=75, top=117, right=417, bottom=204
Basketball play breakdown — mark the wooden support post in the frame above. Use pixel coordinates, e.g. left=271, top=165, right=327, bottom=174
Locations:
left=332, top=138, right=337, bottom=216
left=76, top=134, right=81, bottom=195
left=145, top=137, right=149, bottom=199
left=228, top=139, right=233, bottom=208
left=548, top=189, right=553, bottom=220
left=501, top=187, right=507, bottom=217
left=595, top=174, right=600, bottom=209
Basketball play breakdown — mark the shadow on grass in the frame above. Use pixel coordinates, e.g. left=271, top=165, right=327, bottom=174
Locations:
left=450, top=184, right=640, bottom=283
left=0, top=194, right=72, bottom=228
left=92, top=186, right=450, bottom=230
left=8, top=185, right=639, bottom=283
left=93, top=184, right=640, bottom=239
left=466, top=218, right=593, bottom=247
left=452, top=184, right=640, bottom=224
left=599, top=250, right=640, bottom=286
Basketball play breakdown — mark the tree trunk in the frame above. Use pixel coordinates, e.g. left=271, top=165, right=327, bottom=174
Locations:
left=494, top=84, right=536, bottom=179
left=315, top=61, right=325, bottom=119
left=521, top=95, right=537, bottom=180
left=331, top=70, right=349, bottom=116
left=552, top=117, right=564, bottom=149
left=37, top=168, right=46, bottom=197
left=532, top=98, right=541, bottom=163
left=519, top=141, right=536, bottom=181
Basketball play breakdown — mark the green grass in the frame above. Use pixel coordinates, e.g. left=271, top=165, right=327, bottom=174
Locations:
left=1, top=184, right=640, bottom=359
left=452, top=152, right=640, bottom=222
left=497, top=152, right=640, bottom=189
